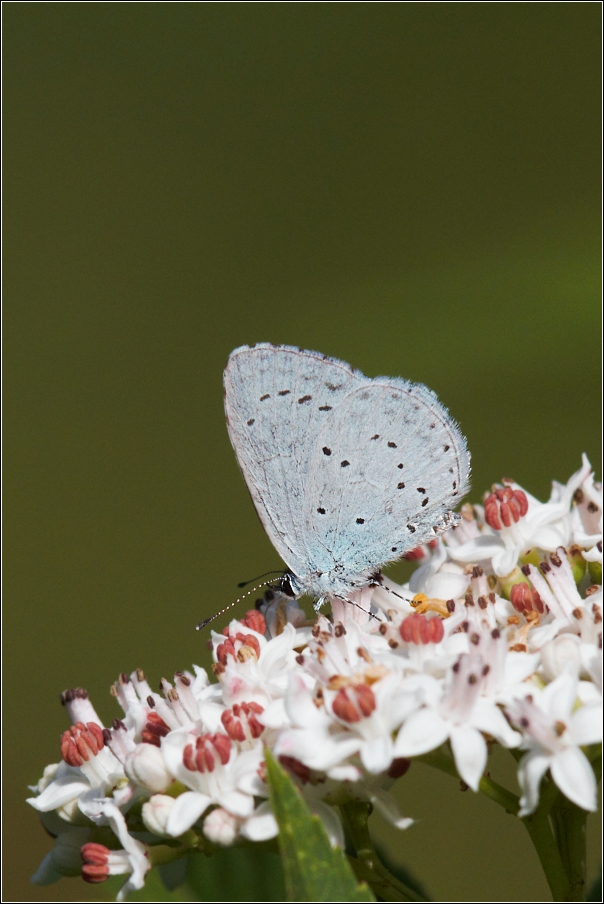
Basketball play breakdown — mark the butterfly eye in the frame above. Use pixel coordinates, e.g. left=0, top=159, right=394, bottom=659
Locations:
left=280, top=575, right=296, bottom=598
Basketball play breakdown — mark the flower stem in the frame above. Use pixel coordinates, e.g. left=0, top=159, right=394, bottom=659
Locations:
left=550, top=796, right=587, bottom=901
left=521, top=808, right=570, bottom=902
left=339, top=800, right=428, bottom=902
left=417, top=748, right=574, bottom=901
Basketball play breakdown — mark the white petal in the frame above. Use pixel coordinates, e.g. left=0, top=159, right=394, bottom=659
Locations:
left=260, top=624, right=297, bottom=675
left=472, top=701, right=521, bottom=748
left=517, top=751, right=551, bottom=817
left=258, top=698, right=289, bottom=729
left=542, top=671, right=578, bottom=720
left=450, top=726, right=487, bottom=791
left=327, top=764, right=362, bottom=781
left=504, top=651, right=541, bottom=685
left=360, top=737, right=393, bottom=775
left=274, top=727, right=360, bottom=771
left=369, top=789, right=414, bottom=830
left=285, top=674, right=330, bottom=730
left=424, top=571, right=470, bottom=601
left=530, top=524, right=569, bottom=551
left=582, top=545, right=603, bottom=563
left=492, top=544, right=522, bottom=578
left=447, top=535, right=506, bottom=564
left=166, top=791, right=212, bottom=837
left=551, top=748, right=598, bottom=812
left=240, top=801, right=278, bottom=841
left=394, top=708, right=450, bottom=757
left=569, top=702, right=603, bottom=746
left=217, top=789, right=255, bottom=818
left=26, top=775, right=90, bottom=812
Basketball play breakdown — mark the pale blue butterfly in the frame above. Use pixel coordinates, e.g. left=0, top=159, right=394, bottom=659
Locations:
left=218, top=343, right=470, bottom=617
left=198, top=343, right=470, bottom=628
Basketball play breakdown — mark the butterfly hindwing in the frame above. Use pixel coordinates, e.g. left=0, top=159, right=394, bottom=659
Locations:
left=303, top=377, right=470, bottom=583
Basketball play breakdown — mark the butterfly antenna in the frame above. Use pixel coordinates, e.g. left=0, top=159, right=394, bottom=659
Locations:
left=196, top=580, right=277, bottom=631
left=237, top=570, right=284, bottom=589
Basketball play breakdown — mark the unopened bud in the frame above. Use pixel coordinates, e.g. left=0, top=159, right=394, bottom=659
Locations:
left=125, top=743, right=173, bottom=793
left=142, top=794, right=175, bottom=836
left=540, top=634, right=582, bottom=681
left=203, top=807, right=239, bottom=846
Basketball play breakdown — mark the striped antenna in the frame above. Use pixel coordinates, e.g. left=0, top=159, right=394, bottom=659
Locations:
left=334, top=594, right=383, bottom=623
left=196, top=579, right=278, bottom=631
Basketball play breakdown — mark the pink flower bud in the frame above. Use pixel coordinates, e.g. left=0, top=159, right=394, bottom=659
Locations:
left=141, top=794, right=175, bottom=836
left=203, top=807, right=239, bottom=846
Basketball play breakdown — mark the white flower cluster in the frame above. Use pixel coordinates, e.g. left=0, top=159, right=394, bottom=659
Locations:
left=28, top=456, right=602, bottom=900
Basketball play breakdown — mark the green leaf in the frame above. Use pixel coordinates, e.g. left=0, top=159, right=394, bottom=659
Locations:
left=265, top=749, right=375, bottom=902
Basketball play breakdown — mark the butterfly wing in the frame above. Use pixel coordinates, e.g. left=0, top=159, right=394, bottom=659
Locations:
left=223, top=344, right=364, bottom=579
left=302, top=377, right=471, bottom=588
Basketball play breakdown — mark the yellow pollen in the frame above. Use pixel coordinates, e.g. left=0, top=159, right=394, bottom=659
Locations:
left=237, top=645, right=258, bottom=663
left=410, top=593, right=451, bottom=618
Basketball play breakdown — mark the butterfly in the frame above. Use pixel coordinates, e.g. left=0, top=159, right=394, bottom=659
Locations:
left=223, top=343, right=470, bottom=612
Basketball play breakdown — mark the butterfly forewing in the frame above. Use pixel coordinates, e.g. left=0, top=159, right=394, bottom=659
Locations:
left=223, top=344, right=363, bottom=578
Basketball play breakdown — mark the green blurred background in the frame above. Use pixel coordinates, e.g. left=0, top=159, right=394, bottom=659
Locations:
left=4, top=4, right=601, bottom=901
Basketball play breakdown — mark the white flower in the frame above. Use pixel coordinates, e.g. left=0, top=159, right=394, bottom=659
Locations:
left=506, top=671, right=602, bottom=815
left=80, top=802, right=150, bottom=901
left=160, top=728, right=264, bottom=836
left=272, top=674, right=361, bottom=774
left=323, top=673, right=422, bottom=774
left=446, top=460, right=592, bottom=577
left=394, top=653, right=520, bottom=790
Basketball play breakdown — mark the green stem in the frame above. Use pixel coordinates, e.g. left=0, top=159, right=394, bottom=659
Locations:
left=340, top=800, right=428, bottom=902
left=521, top=808, right=570, bottom=902
left=417, top=748, right=572, bottom=900
left=550, top=795, right=587, bottom=901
